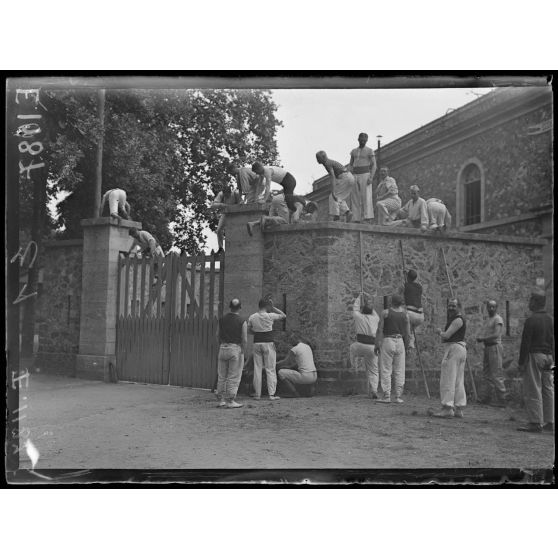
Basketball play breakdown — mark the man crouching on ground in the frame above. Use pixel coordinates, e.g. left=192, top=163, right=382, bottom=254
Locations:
left=276, top=333, right=318, bottom=398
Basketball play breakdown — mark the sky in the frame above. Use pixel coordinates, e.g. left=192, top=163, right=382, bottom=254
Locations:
left=205, top=86, right=493, bottom=251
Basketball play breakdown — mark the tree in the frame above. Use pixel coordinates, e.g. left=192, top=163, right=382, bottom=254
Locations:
left=44, top=88, right=282, bottom=253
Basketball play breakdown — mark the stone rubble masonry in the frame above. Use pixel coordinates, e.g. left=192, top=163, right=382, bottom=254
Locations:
left=259, top=221, right=546, bottom=388
left=76, top=217, right=141, bottom=381
left=35, top=239, right=84, bottom=376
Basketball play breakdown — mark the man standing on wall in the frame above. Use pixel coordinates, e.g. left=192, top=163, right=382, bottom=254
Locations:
left=403, top=269, right=425, bottom=349
left=516, top=291, right=554, bottom=433
left=431, top=298, right=467, bottom=418
left=389, top=185, right=428, bottom=231
left=375, top=294, right=411, bottom=403
left=100, top=188, right=131, bottom=222
left=348, top=133, right=377, bottom=223
left=476, top=300, right=510, bottom=406
left=349, top=292, right=380, bottom=398
left=228, top=162, right=265, bottom=204
left=376, top=167, right=401, bottom=225
left=216, top=298, right=248, bottom=409
left=247, top=297, right=286, bottom=401
left=211, top=183, right=241, bottom=255
left=251, top=162, right=297, bottom=212
left=316, top=150, right=361, bottom=223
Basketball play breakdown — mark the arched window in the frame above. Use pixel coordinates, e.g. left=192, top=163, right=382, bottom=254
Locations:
left=456, top=159, right=485, bottom=227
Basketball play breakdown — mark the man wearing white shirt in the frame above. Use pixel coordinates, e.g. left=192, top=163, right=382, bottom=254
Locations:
left=348, top=133, right=377, bottom=223
left=277, top=334, right=318, bottom=398
left=247, top=298, right=286, bottom=400
left=349, top=293, right=380, bottom=398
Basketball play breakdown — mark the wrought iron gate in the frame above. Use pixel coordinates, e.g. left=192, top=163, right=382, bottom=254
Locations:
left=115, top=252, right=224, bottom=388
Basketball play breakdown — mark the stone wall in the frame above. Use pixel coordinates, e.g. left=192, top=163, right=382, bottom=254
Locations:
left=262, top=223, right=546, bottom=391
left=35, top=240, right=83, bottom=375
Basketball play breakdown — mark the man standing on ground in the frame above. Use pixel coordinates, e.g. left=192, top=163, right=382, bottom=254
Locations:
left=403, top=269, right=425, bottom=349
left=476, top=300, right=510, bottom=406
left=316, top=150, right=361, bottom=223
left=276, top=333, right=318, bottom=398
left=348, top=133, right=377, bottom=223
left=211, top=183, right=241, bottom=255
left=426, top=198, right=452, bottom=231
left=376, top=167, right=401, bottom=225
left=389, top=185, right=428, bottom=230
left=228, top=163, right=265, bottom=203
left=247, top=297, right=286, bottom=401
left=375, top=294, right=411, bottom=403
left=431, top=298, right=467, bottom=418
left=216, top=298, right=248, bottom=409
left=100, top=188, right=131, bottom=222
left=516, top=291, right=554, bottom=433
left=349, top=292, right=380, bottom=398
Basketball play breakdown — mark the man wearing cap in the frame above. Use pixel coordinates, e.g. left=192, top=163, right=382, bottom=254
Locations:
left=348, top=133, right=377, bottom=223
left=476, top=300, right=509, bottom=406
left=517, top=291, right=554, bottom=433
left=374, top=294, right=411, bottom=403
left=426, top=198, right=452, bottom=231
left=376, top=167, right=401, bottom=225
left=316, top=150, right=361, bottom=223
left=349, top=292, right=380, bottom=398
left=431, top=298, right=467, bottom=418
left=100, top=188, right=131, bottom=222
left=389, top=185, right=428, bottom=231
left=216, top=298, right=248, bottom=409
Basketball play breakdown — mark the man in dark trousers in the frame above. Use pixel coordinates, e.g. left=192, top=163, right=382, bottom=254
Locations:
left=375, top=294, right=411, bottom=403
left=216, top=298, right=248, bottom=409
left=517, top=291, right=554, bottom=433
left=476, top=300, right=509, bottom=406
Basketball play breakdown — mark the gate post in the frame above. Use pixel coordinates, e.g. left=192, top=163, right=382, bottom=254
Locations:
left=222, top=203, right=268, bottom=353
left=76, top=216, right=142, bottom=381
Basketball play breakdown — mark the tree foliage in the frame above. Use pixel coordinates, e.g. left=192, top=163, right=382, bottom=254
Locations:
left=43, top=88, right=282, bottom=253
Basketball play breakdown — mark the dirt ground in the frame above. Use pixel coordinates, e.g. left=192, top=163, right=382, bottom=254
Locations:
left=17, top=373, right=554, bottom=471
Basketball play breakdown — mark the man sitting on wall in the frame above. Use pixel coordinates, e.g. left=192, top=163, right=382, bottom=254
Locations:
left=388, top=185, right=428, bottom=231
left=376, top=167, right=402, bottom=225
left=276, top=333, right=318, bottom=398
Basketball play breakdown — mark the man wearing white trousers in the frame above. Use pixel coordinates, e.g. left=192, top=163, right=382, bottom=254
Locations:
left=316, top=150, right=361, bottom=223
left=216, top=298, right=248, bottom=409
left=348, top=133, right=377, bottom=223
left=349, top=292, right=380, bottom=398
left=99, top=188, right=131, bottom=221
left=247, top=298, right=286, bottom=401
left=432, top=298, right=467, bottom=418
left=376, top=168, right=401, bottom=225
left=375, top=294, right=411, bottom=403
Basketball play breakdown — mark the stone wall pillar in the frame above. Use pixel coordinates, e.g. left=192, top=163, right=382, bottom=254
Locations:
left=223, top=203, right=267, bottom=353
left=76, top=217, right=141, bottom=381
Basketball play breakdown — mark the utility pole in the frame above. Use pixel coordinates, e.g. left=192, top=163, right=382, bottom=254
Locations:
left=93, top=88, right=106, bottom=217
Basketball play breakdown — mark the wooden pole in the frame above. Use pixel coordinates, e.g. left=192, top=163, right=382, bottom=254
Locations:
left=93, top=89, right=106, bottom=218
